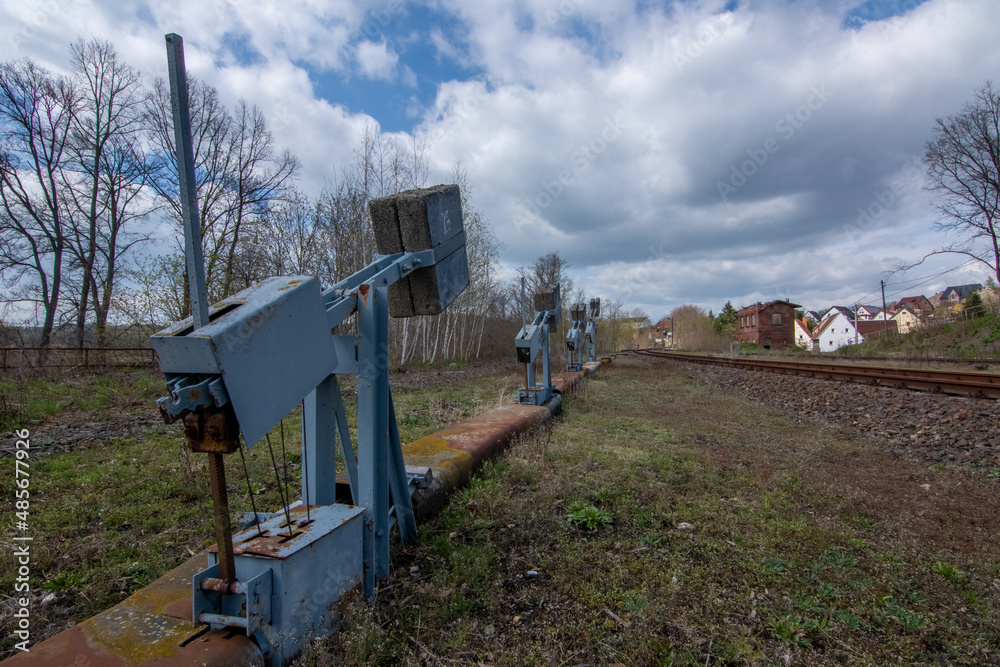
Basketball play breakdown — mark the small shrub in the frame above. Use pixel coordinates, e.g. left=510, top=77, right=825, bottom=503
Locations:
left=565, top=501, right=612, bottom=530
left=763, top=556, right=788, bottom=576
left=833, top=608, right=861, bottom=630
left=769, top=615, right=810, bottom=646
left=932, top=561, right=967, bottom=584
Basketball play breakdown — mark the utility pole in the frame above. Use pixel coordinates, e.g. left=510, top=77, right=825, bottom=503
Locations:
left=854, top=304, right=858, bottom=345
left=881, top=279, right=888, bottom=335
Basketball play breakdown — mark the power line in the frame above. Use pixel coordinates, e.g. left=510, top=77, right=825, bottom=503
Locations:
left=884, top=259, right=981, bottom=300
left=884, top=259, right=978, bottom=290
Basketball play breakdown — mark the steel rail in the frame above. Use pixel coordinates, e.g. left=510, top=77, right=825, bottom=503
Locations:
left=636, top=349, right=1000, bottom=399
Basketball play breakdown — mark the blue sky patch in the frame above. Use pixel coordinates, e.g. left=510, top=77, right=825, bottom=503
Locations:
left=218, top=31, right=265, bottom=67
left=310, top=3, right=480, bottom=133
left=842, top=0, right=930, bottom=30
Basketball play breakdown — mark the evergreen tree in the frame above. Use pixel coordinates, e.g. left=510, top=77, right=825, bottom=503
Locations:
left=965, top=290, right=985, bottom=318
left=714, top=300, right=738, bottom=338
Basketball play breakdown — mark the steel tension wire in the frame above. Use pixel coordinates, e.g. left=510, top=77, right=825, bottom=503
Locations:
left=279, top=419, right=294, bottom=519
left=237, top=434, right=264, bottom=538
left=299, top=401, right=311, bottom=523
left=265, top=433, right=295, bottom=537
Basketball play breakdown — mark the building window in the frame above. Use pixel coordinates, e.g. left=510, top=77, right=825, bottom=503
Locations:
left=751, top=314, right=756, bottom=326
left=772, top=313, right=781, bottom=325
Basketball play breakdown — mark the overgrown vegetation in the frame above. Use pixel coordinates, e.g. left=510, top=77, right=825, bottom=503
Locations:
left=0, top=364, right=521, bottom=659
left=313, top=357, right=1000, bottom=665
left=838, top=311, right=1000, bottom=362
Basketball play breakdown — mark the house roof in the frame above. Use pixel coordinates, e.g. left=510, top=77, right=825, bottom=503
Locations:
left=897, top=295, right=930, bottom=307
left=943, top=284, right=982, bottom=299
left=857, top=320, right=898, bottom=336
left=822, top=306, right=855, bottom=320
left=794, top=318, right=811, bottom=334
left=736, top=299, right=802, bottom=315
left=812, top=313, right=843, bottom=339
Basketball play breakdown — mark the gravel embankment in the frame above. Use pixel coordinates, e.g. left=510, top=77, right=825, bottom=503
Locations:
left=658, top=358, right=1000, bottom=470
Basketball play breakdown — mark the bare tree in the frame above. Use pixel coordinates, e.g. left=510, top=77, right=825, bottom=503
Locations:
left=143, top=77, right=299, bottom=310
left=523, top=251, right=573, bottom=300
left=254, top=189, right=325, bottom=279
left=0, top=59, right=77, bottom=352
left=64, top=38, right=152, bottom=347
left=219, top=100, right=300, bottom=296
left=919, top=81, right=1000, bottom=282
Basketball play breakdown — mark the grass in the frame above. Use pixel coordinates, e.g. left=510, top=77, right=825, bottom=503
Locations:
left=840, top=313, right=1000, bottom=360
left=0, top=364, right=522, bottom=659
left=313, top=356, right=1000, bottom=665
left=7, top=359, right=1000, bottom=664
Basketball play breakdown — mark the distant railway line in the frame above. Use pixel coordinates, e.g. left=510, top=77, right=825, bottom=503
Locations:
left=634, top=349, right=1000, bottom=400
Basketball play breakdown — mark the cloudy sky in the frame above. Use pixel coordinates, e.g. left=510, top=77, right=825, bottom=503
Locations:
left=3, top=0, right=998, bottom=320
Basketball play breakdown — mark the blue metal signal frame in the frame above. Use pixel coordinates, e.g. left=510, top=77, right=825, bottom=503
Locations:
left=585, top=297, right=601, bottom=363
left=515, top=284, right=561, bottom=406
left=152, top=35, right=468, bottom=665
left=565, top=302, right=586, bottom=372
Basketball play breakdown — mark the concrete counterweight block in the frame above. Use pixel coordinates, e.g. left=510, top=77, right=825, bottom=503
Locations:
left=369, top=184, right=470, bottom=317
left=571, top=302, right=586, bottom=321
left=534, top=283, right=561, bottom=331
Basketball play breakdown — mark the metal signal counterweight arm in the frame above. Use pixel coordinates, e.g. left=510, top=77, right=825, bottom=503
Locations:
left=150, top=176, right=470, bottom=664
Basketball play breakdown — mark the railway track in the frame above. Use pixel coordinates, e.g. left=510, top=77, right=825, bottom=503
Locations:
left=634, top=349, right=1000, bottom=400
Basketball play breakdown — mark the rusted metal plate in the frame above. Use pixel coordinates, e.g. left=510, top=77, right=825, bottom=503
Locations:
left=3, top=626, right=263, bottom=667
left=0, top=543, right=264, bottom=667
left=213, top=503, right=363, bottom=560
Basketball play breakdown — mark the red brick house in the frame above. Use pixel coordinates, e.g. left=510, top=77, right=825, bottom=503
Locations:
left=736, top=300, right=801, bottom=350
left=895, top=295, right=933, bottom=317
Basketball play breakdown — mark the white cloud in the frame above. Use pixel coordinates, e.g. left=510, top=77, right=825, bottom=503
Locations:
left=2, top=0, right=999, bottom=317
left=429, top=28, right=462, bottom=63
left=355, top=39, right=398, bottom=81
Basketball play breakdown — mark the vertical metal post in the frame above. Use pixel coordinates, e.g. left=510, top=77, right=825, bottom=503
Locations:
left=331, top=376, right=359, bottom=501
left=520, top=277, right=530, bottom=396
left=387, top=393, right=417, bottom=544
left=541, top=325, right=551, bottom=398
left=357, top=285, right=390, bottom=598
left=166, top=34, right=232, bottom=586
left=165, top=33, right=209, bottom=329
left=303, top=375, right=337, bottom=506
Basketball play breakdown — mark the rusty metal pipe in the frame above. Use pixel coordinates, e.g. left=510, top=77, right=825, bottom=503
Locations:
left=198, top=577, right=244, bottom=595
left=207, top=453, right=237, bottom=585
